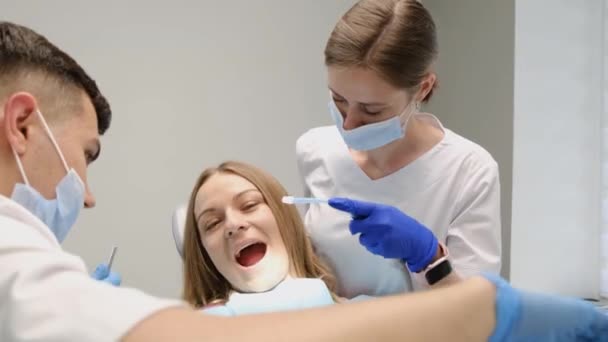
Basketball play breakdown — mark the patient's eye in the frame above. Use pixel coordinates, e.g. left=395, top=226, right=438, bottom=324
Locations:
left=332, top=96, right=346, bottom=104
left=242, top=201, right=259, bottom=211
left=204, top=219, right=221, bottom=231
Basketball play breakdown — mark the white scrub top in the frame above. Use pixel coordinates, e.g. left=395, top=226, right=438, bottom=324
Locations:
left=296, top=114, right=502, bottom=298
left=0, top=195, right=181, bottom=342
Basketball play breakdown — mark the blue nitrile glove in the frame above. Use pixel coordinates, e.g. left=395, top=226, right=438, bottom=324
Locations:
left=328, top=197, right=438, bottom=272
left=91, top=263, right=122, bottom=286
left=484, top=273, right=608, bottom=342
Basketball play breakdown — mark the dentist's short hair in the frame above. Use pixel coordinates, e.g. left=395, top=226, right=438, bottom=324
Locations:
left=0, top=21, right=111, bottom=134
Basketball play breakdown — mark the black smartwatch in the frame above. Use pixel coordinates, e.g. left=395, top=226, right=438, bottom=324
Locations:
left=422, top=243, right=453, bottom=285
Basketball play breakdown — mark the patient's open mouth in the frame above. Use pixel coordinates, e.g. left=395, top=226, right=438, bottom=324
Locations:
left=236, top=242, right=267, bottom=267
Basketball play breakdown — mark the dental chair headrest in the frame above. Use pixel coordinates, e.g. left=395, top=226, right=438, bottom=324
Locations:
left=171, top=205, right=187, bottom=259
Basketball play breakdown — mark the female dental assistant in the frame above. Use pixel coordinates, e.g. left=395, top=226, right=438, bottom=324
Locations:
left=296, top=0, right=501, bottom=297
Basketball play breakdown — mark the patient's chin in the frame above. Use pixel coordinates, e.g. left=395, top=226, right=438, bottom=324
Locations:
left=236, top=253, right=289, bottom=293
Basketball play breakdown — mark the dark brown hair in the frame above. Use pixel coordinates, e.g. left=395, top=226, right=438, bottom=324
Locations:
left=0, top=21, right=111, bottom=133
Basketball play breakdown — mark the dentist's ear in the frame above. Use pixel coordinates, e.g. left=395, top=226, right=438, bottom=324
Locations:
left=3, top=92, right=38, bottom=155
left=417, top=72, right=437, bottom=103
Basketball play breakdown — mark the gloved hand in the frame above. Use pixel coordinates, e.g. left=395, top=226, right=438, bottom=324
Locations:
left=91, top=263, right=122, bottom=286
left=484, top=274, right=608, bottom=342
left=328, top=197, right=438, bottom=272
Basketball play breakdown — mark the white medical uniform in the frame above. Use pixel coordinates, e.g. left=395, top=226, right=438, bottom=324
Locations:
left=296, top=114, right=501, bottom=298
left=0, top=195, right=181, bottom=342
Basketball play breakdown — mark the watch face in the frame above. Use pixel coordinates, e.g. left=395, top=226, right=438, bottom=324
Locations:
left=425, top=259, right=452, bottom=285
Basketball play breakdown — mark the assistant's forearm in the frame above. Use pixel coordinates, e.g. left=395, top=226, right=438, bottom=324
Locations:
left=124, top=277, right=496, bottom=342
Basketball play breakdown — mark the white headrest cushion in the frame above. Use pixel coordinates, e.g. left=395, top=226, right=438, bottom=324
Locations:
left=171, top=204, right=187, bottom=259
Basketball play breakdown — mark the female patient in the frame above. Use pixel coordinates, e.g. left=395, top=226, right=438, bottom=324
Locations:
left=179, top=161, right=607, bottom=339
left=182, top=161, right=343, bottom=314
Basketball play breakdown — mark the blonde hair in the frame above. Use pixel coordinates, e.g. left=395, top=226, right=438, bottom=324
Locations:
left=182, top=161, right=337, bottom=307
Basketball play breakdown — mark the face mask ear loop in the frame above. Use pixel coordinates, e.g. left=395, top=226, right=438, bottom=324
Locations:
left=11, top=147, right=30, bottom=185
left=35, top=110, right=70, bottom=173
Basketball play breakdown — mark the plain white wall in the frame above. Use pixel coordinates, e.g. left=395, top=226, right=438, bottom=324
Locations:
left=511, top=0, right=603, bottom=298
left=1, top=0, right=357, bottom=298
left=423, top=0, right=515, bottom=280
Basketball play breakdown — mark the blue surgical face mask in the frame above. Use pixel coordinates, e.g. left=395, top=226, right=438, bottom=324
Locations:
left=329, top=98, right=419, bottom=151
left=10, top=110, right=85, bottom=243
